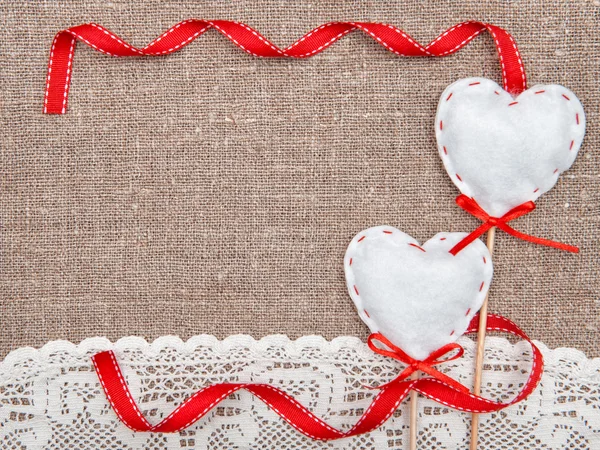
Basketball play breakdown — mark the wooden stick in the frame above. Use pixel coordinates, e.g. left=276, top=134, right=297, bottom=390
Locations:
left=469, top=226, right=496, bottom=450
left=409, top=371, right=419, bottom=450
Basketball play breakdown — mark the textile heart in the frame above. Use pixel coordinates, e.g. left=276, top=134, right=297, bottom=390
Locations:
left=436, top=77, right=585, bottom=217
left=344, top=227, right=492, bottom=360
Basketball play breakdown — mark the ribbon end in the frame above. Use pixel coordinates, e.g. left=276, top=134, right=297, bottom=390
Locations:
left=448, top=232, right=484, bottom=256
left=448, top=244, right=463, bottom=256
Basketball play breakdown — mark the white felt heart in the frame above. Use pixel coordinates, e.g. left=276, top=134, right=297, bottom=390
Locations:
left=436, top=77, right=585, bottom=217
left=344, top=226, right=493, bottom=360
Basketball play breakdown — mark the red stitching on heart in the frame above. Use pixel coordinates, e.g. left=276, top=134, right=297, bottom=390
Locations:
left=358, top=236, right=366, bottom=243
left=468, top=81, right=480, bottom=86
left=446, top=93, right=453, bottom=101
left=383, top=230, right=393, bottom=234
left=438, top=80, right=584, bottom=224
left=349, top=258, right=353, bottom=266
left=439, top=120, right=443, bottom=130
left=341, top=231, right=503, bottom=409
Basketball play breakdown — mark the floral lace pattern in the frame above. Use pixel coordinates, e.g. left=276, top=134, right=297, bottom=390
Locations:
left=1, top=335, right=599, bottom=449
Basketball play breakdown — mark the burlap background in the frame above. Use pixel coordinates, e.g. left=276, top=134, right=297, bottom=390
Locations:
left=1, top=1, right=598, bottom=359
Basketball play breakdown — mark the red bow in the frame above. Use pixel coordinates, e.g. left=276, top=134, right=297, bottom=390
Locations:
left=367, top=333, right=468, bottom=393
left=450, top=194, right=579, bottom=255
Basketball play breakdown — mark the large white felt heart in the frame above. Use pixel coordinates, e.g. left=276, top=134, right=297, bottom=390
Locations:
left=344, top=226, right=493, bottom=360
left=436, top=77, right=585, bottom=217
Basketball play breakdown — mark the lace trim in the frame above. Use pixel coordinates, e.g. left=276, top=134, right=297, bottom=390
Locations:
left=2, top=335, right=599, bottom=449
left=3, top=334, right=598, bottom=369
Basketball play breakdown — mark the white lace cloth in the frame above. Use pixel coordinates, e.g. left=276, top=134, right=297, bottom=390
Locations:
left=1, top=335, right=598, bottom=449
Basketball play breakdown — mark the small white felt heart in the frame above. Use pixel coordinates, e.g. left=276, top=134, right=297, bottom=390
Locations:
left=436, top=77, right=585, bottom=217
left=345, top=226, right=493, bottom=360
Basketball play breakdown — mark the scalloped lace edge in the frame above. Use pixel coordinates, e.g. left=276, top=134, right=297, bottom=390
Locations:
left=2, top=334, right=599, bottom=372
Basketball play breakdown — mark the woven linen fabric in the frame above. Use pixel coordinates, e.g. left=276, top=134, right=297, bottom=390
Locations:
left=1, top=1, right=599, bottom=359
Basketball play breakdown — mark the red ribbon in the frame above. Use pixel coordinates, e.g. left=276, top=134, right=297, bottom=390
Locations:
left=44, top=20, right=527, bottom=114
left=449, top=195, right=579, bottom=255
left=367, top=333, right=468, bottom=393
left=92, top=314, right=543, bottom=439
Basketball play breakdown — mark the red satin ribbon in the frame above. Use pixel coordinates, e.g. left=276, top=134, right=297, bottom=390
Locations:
left=92, top=314, right=543, bottom=439
left=44, top=20, right=526, bottom=114
left=450, top=195, right=579, bottom=255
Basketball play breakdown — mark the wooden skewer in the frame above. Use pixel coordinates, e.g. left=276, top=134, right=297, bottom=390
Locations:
left=409, top=371, right=419, bottom=450
left=469, top=226, right=496, bottom=450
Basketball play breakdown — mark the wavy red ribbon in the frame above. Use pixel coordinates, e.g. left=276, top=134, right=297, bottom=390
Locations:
left=92, top=314, right=543, bottom=439
left=449, top=195, right=579, bottom=255
left=44, top=20, right=526, bottom=114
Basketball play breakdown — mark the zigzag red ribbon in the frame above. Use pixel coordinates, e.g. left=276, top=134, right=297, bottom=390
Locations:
left=92, top=314, right=543, bottom=439
left=44, top=20, right=526, bottom=114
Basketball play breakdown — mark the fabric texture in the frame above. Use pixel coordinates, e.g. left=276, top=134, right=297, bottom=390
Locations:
left=0, top=1, right=599, bottom=359
left=436, top=77, right=585, bottom=217
left=344, top=227, right=492, bottom=360
left=1, top=334, right=599, bottom=449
